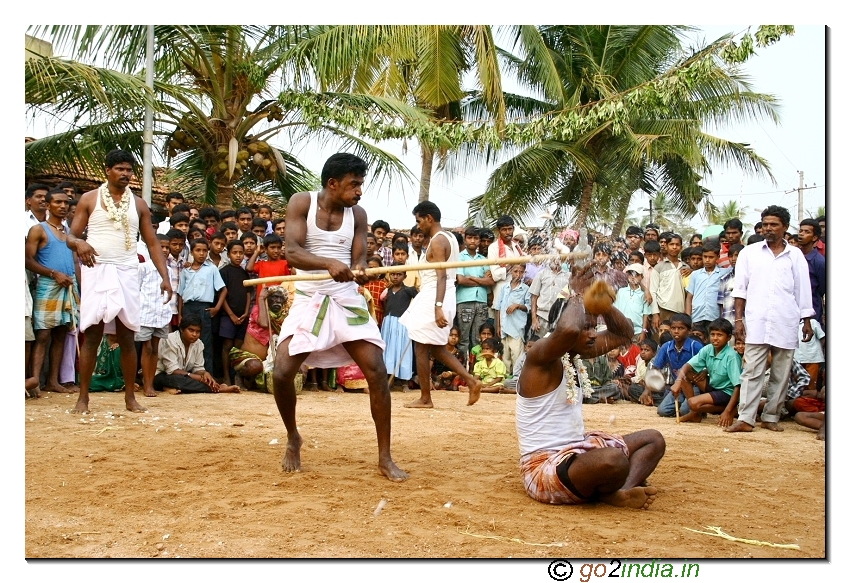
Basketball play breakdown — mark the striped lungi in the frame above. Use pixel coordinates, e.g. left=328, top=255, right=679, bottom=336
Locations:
left=519, top=431, right=629, bottom=505
left=32, top=276, right=79, bottom=331
left=80, top=263, right=140, bottom=333
left=278, top=284, right=384, bottom=369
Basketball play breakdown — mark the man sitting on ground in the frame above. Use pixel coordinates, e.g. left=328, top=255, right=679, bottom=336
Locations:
left=516, top=266, right=665, bottom=508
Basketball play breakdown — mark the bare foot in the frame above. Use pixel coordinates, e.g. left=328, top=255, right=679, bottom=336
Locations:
left=499, top=386, right=517, bottom=394
left=817, top=423, right=825, bottom=441
left=379, top=458, right=409, bottom=482
left=143, top=386, right=157, bottom=397
left=217, top=384, right=241, bottom=393
left=42, top=383, right=79, bottom=394
left=404, top=397, right=434, bottom=408
left=679, top=411, right=703, bottom=423
left=319, top=382, right=332, bottom=392
left=282, top=434, right=303, bottom=472
left=600, top=486, right=657, bottom=509
left=724, top=420, right=754, bottom=433
left=467, top=379, right=483, bottom=406
left=335, top=386, right=344, bottom=394
left=125, top=398, right=148, bottom=413
left=26, top=378, right=40, bottom=399
left=72, top=398, right=90, bottom=414
left=760, top=421, right=784, bottom=432
left=164, top=388, right=181, bottom=395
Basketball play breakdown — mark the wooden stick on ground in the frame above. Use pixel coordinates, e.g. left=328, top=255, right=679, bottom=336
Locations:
left=244, top=251, right=589, bottom=287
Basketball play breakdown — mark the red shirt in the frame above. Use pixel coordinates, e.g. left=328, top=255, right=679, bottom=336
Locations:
left=254, top=259, right=290, bottom=298
left=364, top=279, right=387, bottom=327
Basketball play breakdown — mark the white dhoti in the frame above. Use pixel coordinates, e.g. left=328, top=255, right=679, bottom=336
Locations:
left=80, top=263, right=141, bottom=333
left=399, top=283, right=456, bottom=346
left=278, top=283, right=385, bottom=369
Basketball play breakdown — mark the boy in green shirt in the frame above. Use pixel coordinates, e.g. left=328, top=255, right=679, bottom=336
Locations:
left=671, top=318, right=741, bottom=426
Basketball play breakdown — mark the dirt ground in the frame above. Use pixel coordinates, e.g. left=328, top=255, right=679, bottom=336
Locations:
left=24, top=387, right=825, bottom=559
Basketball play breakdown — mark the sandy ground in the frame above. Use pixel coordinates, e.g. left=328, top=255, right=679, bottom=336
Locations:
left=24, top=388, right=824, bottom=559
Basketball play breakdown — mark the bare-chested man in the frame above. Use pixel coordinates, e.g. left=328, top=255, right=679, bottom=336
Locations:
left=400, top=201, right=483, bottom=408
left=65, top=150, right=172, bottom=414
left=271, top=153, right=407, bottom=482
left=516, top=267, right=665, bottom=509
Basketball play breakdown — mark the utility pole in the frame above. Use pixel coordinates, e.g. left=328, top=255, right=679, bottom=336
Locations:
left=791, top=171, right=818, bottom=224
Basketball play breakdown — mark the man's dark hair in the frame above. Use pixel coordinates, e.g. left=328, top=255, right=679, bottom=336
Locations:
left=57, top=181, right=77, bottom=193
left=170, top=213, right=190, bottom=227
left=729, top=243, right=745, bottom=256
left=659, top=231, right=673, bottom=242
left=799, top=218, right=821, bottom=239
left=626, top=225, right=643, bottom=237
left=272, top=217, right=286, bottom=228
left=26, top=183, right=50, bottom=199
left=412, top=201, right=441, bottom=223
left=209, top=231, right=226, bottom=242
left=171, top=203, right=191, bottom=216
left=45, top=188, right=67, bottom=203
left=644, top=224, right=659, bottom=234
left=263, top=234, right=283, bottom=247
left=593, top=243, right=611, bottom=256
left=166, top=192, right=185, bottom=203
left=680, top=247, right=692, bottom=261
left=690, top=233, right=702, bottom=244
left=453, top=230, right=464, bottom=247
left=723, top=218, right=744, bottom=232
left=670, top=313, right=693, bottom=329
left=643, top=240, right=661, bottom=254
left=105, top=149, right=136, bottom=168
left=240, top=231, right=258, bottom=243
left=221, top=221, right=239, bottom=233
left=221, top=210, right=237, bottom=222
left=156, top=233, right=171, bottom=243
left=816, top=215, right=825, bottom=223
left=252, top=218, right=268, bottom=230
left=226, top=239, right=245, bottom=253
left=236, top=206, right=254, bottom=218
left=179, top=312, right=202, bottom=331
left=392, top=242, right=408, bottom=253
left=708, top=318, right=734, bottom=337
left=371, top=219, right=390, bottom=233
left=495, top=215, right=515, bottom=229
left=321, top=153, right=368, bottom=187
left=189, top=237, right=209, bottom=251
left=166, top=228, right=186, bottom=242
left=199, top=207, right=221, bottom=222
left=392, top=233, right=409, bottom=247
left=702, top=240, right=720, bottom=254
left=478, top=228, right=494, bottom=241
left=691, top=323, right=708, bottom=340
left=747, top=234, right=765, bottom=245
left=668, top=233, right=683, bottom=244
left=754, top=221, right=763, bottom=230
left=629, top=250, right=645, bottom=263
left=761, top=205, right=791, bottom=227
left=639, top=337, right=658, bottom=352
left=659, top=331, right=674, bottom=345
left=366, top=232, right=377, bottom=241
left=410, top=225, right=423, bottom=235
left=464, top=226, right=481, bottom=237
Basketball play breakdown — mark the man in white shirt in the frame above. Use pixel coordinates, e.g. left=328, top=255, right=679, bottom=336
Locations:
left=24, top=183, right=49, bottom=238
left=725, top=206, right=815, bottom=433
left=487, top=215, right=523, bottom=313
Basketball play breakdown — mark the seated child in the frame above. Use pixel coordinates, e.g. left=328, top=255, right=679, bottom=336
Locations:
left=469, top=322, right=497, bottom=373
left=432, top=326, right=466, bottom=390
left=653, top=313, right=703, bottom=417
left=154, top=314, right=240, bottom=394
left=629, top=338, right=663, bottom=406
left=582, top=351, right=621, bottom=404
left=474, top=338, right=507, bottom=394
left=670, top=318, right=741, bottom=426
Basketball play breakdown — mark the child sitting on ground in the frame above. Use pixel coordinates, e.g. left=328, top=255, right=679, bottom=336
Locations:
left=652, top=313, right=703, bottom=418
left=432, top=326, right=466, bottom=390
left=469, top=322, right=497, bottom=373
left=629, top=338, right=662, bottom=406
left=473, top=337, right=507, bottom=394
left=670, top=318, right=741, bottom=426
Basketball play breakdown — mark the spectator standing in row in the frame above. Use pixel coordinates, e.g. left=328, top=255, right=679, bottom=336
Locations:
left=455, top=226, right=492, bottom=357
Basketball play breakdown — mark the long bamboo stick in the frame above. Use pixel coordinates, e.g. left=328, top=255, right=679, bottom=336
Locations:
left=244, top=251, right=590, bottom=286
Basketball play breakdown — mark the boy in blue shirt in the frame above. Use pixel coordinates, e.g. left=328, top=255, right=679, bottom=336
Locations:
left=652, top=313, right=704, bottom=417
left=671, top=318, right=741, bottom=426
left=178, top=238, right=226, bottom=372
left=685, top=241, right=730, bottom=331
left=496, top=264, right=531, bottom=376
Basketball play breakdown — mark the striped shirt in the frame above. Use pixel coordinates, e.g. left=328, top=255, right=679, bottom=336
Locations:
left=138, top=260, right=173, bottom=329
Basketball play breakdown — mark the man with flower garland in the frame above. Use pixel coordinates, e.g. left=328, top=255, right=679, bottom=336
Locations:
left=515, top=264, right=666, bottom=508
left=66, top=150, right=173, bottom=414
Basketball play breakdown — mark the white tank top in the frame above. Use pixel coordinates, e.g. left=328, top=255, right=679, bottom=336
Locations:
left=298, top=191, right=356, bottom=296
left=87, top=192, right=140, bottom=265
left=419, top=230, right=459, bottom=289
left=515, top=366, right=586, bottom=456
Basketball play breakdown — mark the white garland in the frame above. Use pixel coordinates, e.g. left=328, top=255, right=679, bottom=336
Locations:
left=99, top=182, right=133, bottom=250
left=562, top=353, right=593, bottom=404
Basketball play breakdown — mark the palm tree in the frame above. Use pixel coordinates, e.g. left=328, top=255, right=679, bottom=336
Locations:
left=708, top=199, right=752, bottom=227
left=26, top=26, right=429, bottom=209
left=468, top=25, right=778, bottom=229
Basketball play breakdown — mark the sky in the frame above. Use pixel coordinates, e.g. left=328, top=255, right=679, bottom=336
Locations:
left=9, top=9, right=843, bottom=581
